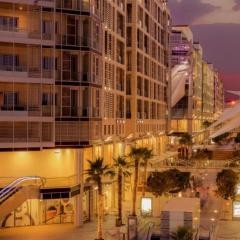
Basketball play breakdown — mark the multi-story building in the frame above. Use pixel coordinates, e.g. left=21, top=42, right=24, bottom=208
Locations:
left=126, top=0, right=171, bottom=153
left=170, top=25, right=224, bottom=143
left=202, top=62, right=215, bottom=122
left=170, top=25, right=195, bottom=134
left=214, top=71, right=224, bottom=118
left=0, top=0, right=171, bottom=228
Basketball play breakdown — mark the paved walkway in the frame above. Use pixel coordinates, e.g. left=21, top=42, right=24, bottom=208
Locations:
left=0, top=217, right=123, bottom=240
left=217, top=221, right=240, bottom=240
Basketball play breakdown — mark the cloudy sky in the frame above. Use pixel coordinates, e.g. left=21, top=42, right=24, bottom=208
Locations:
left=168, top=0, right=240, bottom=101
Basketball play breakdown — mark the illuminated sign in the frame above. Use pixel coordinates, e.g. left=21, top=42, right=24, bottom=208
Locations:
left=233, top=201, right=240, bottom=218
left=141, top=197, right=152, bottom=216
left=236, top=184, right=240, bottom=195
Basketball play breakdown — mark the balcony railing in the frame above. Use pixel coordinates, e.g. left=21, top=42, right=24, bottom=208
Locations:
left=0, top=65, right=53, bottom=79
left=56, top=71, right=101, bottom=85
left=0, top=105, right=53, bottom=117
left=0, top=65, right=27, bottom=72
left=0, top=26, right=53, bottom=41
left=56, top=0, right=100, bottom=16
left=56, top=35, right=101, bottom=50
left=57, top=107, right=100, bottom=118
left=56, top=0, right=80, bottom=10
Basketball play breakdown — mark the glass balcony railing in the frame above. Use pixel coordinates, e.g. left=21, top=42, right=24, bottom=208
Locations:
left=0, top=25, right=53, bottom=41
left=55, top=71, right=101, bottom=85
left=0, top=65, right=54, bottom=79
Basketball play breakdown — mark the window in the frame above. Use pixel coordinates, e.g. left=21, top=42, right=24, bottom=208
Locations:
left=4, top=92, right=18, bottom=107
left=42, top=57, right=53, bottom=70
left=0, top=16, right=18, bottom=30
left=42, top=20, right=52, bottom=34
left=42, top=93, right=51, bottom=106
left=0, top=55, right=19, bottom=66
left=127, top=4, right=132, bottom=23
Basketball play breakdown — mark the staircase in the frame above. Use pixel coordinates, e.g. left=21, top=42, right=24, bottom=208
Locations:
left=0, top=176, right=43, bottom=222
left=211, top=150, right=236, bottom=160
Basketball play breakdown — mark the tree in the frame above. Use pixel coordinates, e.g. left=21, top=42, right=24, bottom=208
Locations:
left=171, top=226, right=193, bottom=240
left=147, top=169, right=191, bottom=197
left=167, top=169, right=191, bottom=194
left=202, top=120, right=212, bottom=129
left=179, top=133, right=192, bottom=159
left=147, top=171, right=167, bottom=197
left=141, top=147, right=153, bottom=196
left=235, top=133, right=240, bottom=144
left=212, top=132, right=229, bottom=144
left=128, top=146, right=145, bottom=216
left=216, top=169, right=238, bottom=200
left=86, top=158, right=114, bottom=240
left=113, top=156, right=131, bottom=226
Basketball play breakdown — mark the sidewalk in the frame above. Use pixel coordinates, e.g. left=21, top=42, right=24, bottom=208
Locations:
left=0, top=216, right=121, bottom=240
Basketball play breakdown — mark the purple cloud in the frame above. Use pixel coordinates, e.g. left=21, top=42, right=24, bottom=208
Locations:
left=233, top=0, right=240, bottom=11
left=191, top=23, right=240, bottom=98
left=168, top=0, right=220, bottom=24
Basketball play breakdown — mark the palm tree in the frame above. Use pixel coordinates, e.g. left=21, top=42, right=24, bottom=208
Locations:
left=141, top=147, right=153, bottom=196
left=114, top=156, right=131, bottom=226
left=86, top=158, right=114, bottom=240
left=128, top=146, right=145, bottom=216
left=171, top=226, right=193, bottom=240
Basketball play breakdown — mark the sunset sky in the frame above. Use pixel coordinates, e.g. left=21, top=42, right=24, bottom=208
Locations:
left=168, top=0, right=240, bottom=101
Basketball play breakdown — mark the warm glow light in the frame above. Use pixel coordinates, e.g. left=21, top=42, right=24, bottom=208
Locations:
left=233, top=202, right=240, bottom=218
left=231, top=101, right=236, bottom=105
left=141, top=197, right=152, bottom=215
left=54, top=149, right=61, bottom=154
left=178, top=192, right=182, bottom=197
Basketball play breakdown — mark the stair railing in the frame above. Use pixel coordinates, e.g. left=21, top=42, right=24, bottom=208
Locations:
left=0, top=176, right=44, bottom=204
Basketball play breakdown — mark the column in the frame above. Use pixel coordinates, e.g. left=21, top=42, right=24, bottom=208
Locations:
left=74, top=148, right=84, bottom=227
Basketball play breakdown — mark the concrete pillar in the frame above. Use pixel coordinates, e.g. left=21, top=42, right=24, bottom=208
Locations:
left=74, top=149, right=84, bottom=227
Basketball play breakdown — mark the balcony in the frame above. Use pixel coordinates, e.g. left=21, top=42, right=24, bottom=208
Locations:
left=55, top=120, right=102, bottom=145
left=0, top=83, right=54, bottom=118
left=56, top=0, right=101, bottom=17
left=0, top=106, right=52, bottom=117
left=55, top=71, right=101, bottom=85
left=0, top=29, right=53, bottom=43
left=0, top=121, right=53, bottom=145
left=0, top=65, right=54, bottom=80
left=56, top=35, right=101, bottom=51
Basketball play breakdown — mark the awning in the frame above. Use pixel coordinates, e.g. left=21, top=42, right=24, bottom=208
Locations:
left=227, top=90, right=240, bottom=97
left=209, top=101, right=240, bottom=129
left=171, top=63, right=190, bottom=107
left=210, top=116, right=240, bottom=138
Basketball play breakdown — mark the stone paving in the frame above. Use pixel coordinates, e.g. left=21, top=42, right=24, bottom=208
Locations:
left=0, top=217, right=122, bottom=240
left=217, top=221, right=240, bottom=240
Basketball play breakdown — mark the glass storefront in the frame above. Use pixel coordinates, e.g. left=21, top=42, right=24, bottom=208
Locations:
left=1, top=198, right=74, bottom=228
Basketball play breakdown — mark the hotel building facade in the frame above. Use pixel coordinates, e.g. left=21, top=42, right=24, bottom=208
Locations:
left=0, top=0, right=171, bottom=228
left=170, top=25, right=224, bottom=142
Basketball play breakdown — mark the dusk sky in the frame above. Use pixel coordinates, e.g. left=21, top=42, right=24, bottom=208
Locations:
left=168, top=0, right=240, bottom=101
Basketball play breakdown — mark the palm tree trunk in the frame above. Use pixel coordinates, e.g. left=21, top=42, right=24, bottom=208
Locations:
left=132, top=159, right=139, bottom=216
left=97, top=181, right=104, bottom=240
left=142, top=163, right=147, bottom=196
left=117, top=169, right=123, bottom=225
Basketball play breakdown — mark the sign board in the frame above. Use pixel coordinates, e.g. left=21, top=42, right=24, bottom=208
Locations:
left=233, top=201, right=240, bottom=218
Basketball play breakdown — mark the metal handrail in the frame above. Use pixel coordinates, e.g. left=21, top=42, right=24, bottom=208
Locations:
left=0, top=176, right=44, bottom=201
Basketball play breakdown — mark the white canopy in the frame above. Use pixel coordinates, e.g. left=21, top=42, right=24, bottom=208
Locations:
left=171, top=63, right=190, bottom=107
left=227, top=90, right=240, bottom=97
left=210, top=116, right=240, bottom=138
left=209, top=101, right=240, bottom=129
